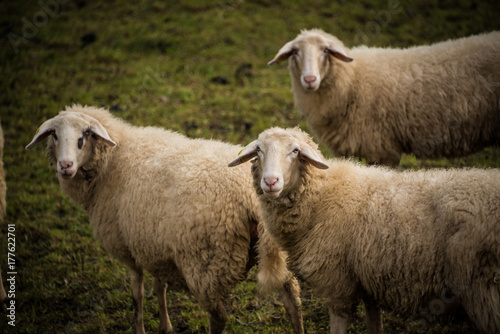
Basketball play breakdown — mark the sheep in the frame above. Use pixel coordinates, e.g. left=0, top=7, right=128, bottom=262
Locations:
left=25, top=105, right=304, bottom=334
left=268, top=29, right=500, bottom=166
left=228, top=126, right=500, bottom=334
left=0, top=120, right=7, bottom=308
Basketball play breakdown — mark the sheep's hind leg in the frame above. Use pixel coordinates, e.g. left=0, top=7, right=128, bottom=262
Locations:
left=364, top=298, right=383, bottom=334
left=130, top=268, right=146, bottom=334
left=328, top=307, right=349, bottom=334
left=278, top=277, right=304, bottom=334
left=153, top=277, right=174, bottom=334
left=204, top=298, right=228, bottom=334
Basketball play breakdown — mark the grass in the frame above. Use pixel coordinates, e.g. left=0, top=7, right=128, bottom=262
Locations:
left=1, top=0, right=499, bottom=333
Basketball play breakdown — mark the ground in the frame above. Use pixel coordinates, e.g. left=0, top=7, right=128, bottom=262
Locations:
left=1, top=0, right=499, bottom=333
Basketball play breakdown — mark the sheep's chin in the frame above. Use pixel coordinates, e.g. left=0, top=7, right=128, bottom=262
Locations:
left=301, top=81, right=320, bottom=91
left=59, top=171, right=77, bottom=179
left=263, top=189, right=282, bottom=198
left=304, top=84, right=319, bottom=91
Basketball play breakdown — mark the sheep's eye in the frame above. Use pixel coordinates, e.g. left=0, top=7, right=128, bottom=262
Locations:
left=256, top=146, right=261, bottom=153
left=78, top=137, right=84, bottom=150
left=84, top=129, right=91, bottom=137
left=323, top=48, right=330, bottom=54
left=291, top=48, right=298, bottom=56
left=52, top=131, right=58, bottom=141
left=292, top=148, right=300, bottom=155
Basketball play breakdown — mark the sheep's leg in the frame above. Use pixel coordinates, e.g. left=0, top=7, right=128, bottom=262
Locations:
left=364, top=299, right=383, bottom=334
left=206, top=300, right=228, bottom=334
left=278, top=277, right=304, bottom=334
left=328, top=308, right=349, bottom=334
left=153, top=277, right=174, bottom=334
left=130, top=268, right=146, bottom=334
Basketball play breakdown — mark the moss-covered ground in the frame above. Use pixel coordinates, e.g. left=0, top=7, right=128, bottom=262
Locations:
left=1, top=0, right=499, bottom=333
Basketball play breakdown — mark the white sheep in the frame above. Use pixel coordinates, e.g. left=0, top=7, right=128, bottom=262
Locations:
left=269, top=29, right=500, bottom=166
left=229, top=126, right=500, bottom=334
left=26, top=105, right=304, bottom=334
left=0, top=120, right=7, bottom=308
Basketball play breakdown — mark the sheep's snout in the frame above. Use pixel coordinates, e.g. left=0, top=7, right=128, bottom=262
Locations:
left=303, top=75, right=317, bottom=84
left=58, top=159, right=76, bottom=178
left=261, top=174, right=283, bottom=197
left=301, top=74, right=320, bottom=91
left=264, top=176, right=279, bottom=187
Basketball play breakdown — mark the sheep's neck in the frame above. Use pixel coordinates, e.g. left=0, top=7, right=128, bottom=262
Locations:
left=58, top=167, right=99, bottom=210
left=292, top=61, right=356, bottom=157
left=260, top=173, right=314, bottom=250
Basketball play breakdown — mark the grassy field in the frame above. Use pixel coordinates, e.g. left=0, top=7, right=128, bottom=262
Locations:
left=1, top=0, right=499, bottom=333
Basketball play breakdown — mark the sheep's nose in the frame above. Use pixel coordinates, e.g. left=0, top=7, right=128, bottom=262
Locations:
left=304, top=75, right=317, bottom=83
left=59, top=160, right=74, bottom=170
left=264, top=177, right=279, bottom=187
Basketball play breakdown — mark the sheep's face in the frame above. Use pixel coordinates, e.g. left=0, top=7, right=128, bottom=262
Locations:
left=258, top=131, right=302, bottom=197
left=228, top=128, right=329, bottom=199
left=268, top=30, right=353, bottom=91
left=26, top=112, right=116, bottom=179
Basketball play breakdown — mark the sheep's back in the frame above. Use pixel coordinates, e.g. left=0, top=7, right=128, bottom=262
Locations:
left=300, top=32, right=500, bottom=164
left=350, top=32, right=500, bottom=159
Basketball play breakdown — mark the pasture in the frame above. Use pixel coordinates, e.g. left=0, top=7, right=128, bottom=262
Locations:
left=1, top=0, right=499, bottom=333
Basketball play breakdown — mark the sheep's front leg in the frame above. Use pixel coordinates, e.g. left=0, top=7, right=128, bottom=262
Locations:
left=278, top=277, right=304, bottom=334
left=130, top=268, right=146, bottom=334
left=206, top=299, right=228, bottom=334
left=328, top=308, right=349, bottom=334
left=153, top=277, right=174, bottom=334
left=364, top=298, right=383, bottom=334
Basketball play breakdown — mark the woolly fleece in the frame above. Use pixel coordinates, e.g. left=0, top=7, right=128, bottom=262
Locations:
left=250, top=127, right=500, bottom=333
left=274, top=29, right=500, bottom=165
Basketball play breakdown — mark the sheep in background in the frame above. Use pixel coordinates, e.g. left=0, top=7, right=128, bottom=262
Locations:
left=26, top=106, right=304, bottom=334
left=0, top=120, right=7, bottom=308
left=269, top=29, right=500, bottom=166
left=229, top=127, right=500, bottom=334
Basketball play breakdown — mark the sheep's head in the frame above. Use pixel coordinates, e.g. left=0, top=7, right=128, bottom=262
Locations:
left=268, top=29, right=352, bottom=91
left=228, top=127, right=328, bottom=198
left=26, top=111, right=116, bottom=179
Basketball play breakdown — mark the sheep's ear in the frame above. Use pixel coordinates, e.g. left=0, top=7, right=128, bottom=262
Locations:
left=78, top=113, right=116, bottom=147
left=26, top=119, right=54, bottom=150
left=299, top=144, right=329, bottom=169
left=268, top=40, right=296, bottom=66
left=325, top=40, right=353, bottom=63
left=89, top=121, right=116, bottom=147
left=228, top=140, right=259, bottom=167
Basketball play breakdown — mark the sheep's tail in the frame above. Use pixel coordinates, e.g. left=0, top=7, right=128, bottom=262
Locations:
left=257, top=251, right=292, bottom=295
left=256, top=224, right=293, bottom=295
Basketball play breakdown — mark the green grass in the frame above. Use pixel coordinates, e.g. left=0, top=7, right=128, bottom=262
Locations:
left=1, top=0, right=499, bottom=333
